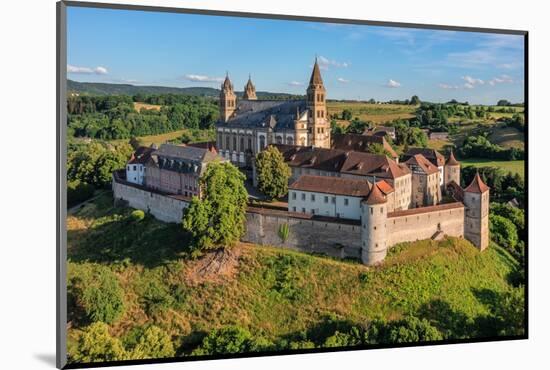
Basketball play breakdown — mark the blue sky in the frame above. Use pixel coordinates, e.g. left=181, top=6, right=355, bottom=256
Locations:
left=67, top=6, right=525, bottom=104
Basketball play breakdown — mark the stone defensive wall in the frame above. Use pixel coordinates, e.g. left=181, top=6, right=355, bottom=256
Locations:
left=243, top=206, right=362, bottom=259
left=386, top=202, right=465, bottom=246
left=112, top=171, right=189, bottom=223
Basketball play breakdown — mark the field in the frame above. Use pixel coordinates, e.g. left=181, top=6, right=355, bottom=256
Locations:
left=488, top=126, right=525, bottom=149
left=133, top=102, right=162, bottom=111
left=67, top=193, right=521, bottom=361
left=461, top=159, right=525, bottom=177
left=327, top=102, right=416, bottom=124
left=110, top=128, right=215, bottom=147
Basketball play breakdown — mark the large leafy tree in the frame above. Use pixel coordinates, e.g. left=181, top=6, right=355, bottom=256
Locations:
left=255, top=146, right=292, bottom=200
left=131, top=326, right=175, bottom=359
left=182, top=162, right=248, bottom=254
left=70, top=322, right=127, bottom=363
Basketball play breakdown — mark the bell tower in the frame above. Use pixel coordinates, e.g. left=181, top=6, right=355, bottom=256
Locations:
left=306, top=58, right=330, bottom=148
left=220, top=73, right=236, bottom=122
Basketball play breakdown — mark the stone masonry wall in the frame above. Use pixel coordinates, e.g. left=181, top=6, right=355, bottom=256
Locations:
left=112, top=178, right=189, bottom=223
left=386, top=203, right=465, bottom=247
left=243, top=210, right=362, bottom=259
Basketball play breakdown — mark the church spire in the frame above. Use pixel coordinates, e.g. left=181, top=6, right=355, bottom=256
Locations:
left=309, top=57, right=324, bottom=85
left=243, top=73, right=257, bottom=100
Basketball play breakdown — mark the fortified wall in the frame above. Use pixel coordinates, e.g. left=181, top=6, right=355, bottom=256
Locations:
left=112, top=173, right=480, bottom=266
left=112, top=172, right=189, bottom=223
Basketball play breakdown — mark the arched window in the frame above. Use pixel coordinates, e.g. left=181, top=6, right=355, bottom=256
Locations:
left=247, top=138, right=252, bottom=150
left=276, top=136, right=283, bottom=144
left=233, top=137, right=237, bottom=151
left=287, top=137, right=294, bottom=145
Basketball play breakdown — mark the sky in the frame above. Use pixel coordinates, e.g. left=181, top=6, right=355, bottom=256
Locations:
left=67, top=6, right=525, bottom=104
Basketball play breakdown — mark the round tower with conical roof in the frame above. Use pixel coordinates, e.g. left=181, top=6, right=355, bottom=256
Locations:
left=361, top=183, right=388, bottom=265
left=220, top=73, right=236, bottom=122
left=243, top=74, right=257, bottom=100
left=463, top=172, right=490, bottom=251
left=444, top=150, right=461, bottom=187
left=306, top=57, right=330, bottom=148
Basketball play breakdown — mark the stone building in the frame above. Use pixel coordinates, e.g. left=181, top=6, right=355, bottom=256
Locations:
left=144, top=143, right=224, bottom=198
left=126, top=146, right=155, bottom=185
left=216, top=58, right=330, bottom=167
left=273, top=144, right=413, bottom=211
left=403, top=148, right=446, bottom=187
left=404, top=154, right=442, bottom=207
left=288, top=175, right=395, bottom=219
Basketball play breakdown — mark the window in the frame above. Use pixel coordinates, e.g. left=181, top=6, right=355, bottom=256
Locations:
left=324, top=196, right=328, bottom=203
left=233, top=137, right=237, bottom=151
left=311, top=194, right=315, bottom=201
left=127, top=166, right=130, bottom=171
left=259, top=136, right=266, bottom=150
left=133, top=165, right=136, bottom=171
left=240, top=137, right=244, bottom=151
left=331, top=197, right=336, bottom=204
left=311, top=209, right=316, bottom=214
left=370, top=208, right=373, bottom=215
left=344, top=198, right=349, bottom=206
left=301, top=193, right=306, bottom=201
left=292, top=192, right=296, bottom=200
left=292, top=207, right=296, bottom=212
left=302, top=208, right=306, bottom=213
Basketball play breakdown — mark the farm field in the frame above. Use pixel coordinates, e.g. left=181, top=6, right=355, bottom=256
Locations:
left=327, top=102, right=416, bottom=124
left=461, top=159, right=525, bottom=178
left=66, top=193, right=521, bottom=362
left=133, top=102, right=163, bottom=111
left=110, top=128, right=216, bottom=147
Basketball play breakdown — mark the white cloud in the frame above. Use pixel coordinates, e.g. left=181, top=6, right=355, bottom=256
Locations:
left=488, top=74, right=515, bottom=86
left=316, top=55, right=350, bottom=70
left=463, top=83, right=475, bottom=89
left=337, top=77, right=349, bottom=83
left=438, top=83, right=460, bottom=90
left=288, top=81, right=304, bottom=86
left=385, top=79, right=401, bottom=88
left=184, top=74, right=224, bottom=83
left=67, top=64, right=109, bottom=75
left=462, top=75, right=484, bottom=86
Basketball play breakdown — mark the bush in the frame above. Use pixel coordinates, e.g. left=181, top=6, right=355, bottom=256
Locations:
left=131, top=209, right=145, bottom=222
left=71, top=266, right=125, bottom=324
left=139, top=279, right=175, bottom=316
left=70, top=322, right=127, bottom=363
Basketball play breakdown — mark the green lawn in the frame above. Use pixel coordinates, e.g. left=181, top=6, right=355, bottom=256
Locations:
left=460, top=159, right=525, bottom=178
left=67, top=193, right=522, bottom=362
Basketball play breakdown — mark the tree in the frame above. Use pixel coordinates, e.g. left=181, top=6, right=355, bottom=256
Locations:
left=410, top=95, right=421, bottom=105
left=74, top=267, right=126, bottom=324
left=497, top=99, right=511, bottom=106
left=70, top=322, right=127, bottom=363
left=346, top=119, right=371, bottom=134
left=376, top=316, right=443, bottom=343
left=131, top=326, right=175, bottom=359
left=182, top=162, right=248, bottom=254
left=192, top=326, right=272, bottom=355
left=489, top=214, right=519, bottom=251
left=341, top=109, right=353, bottom=121
left=491, top=286, right=525, bottom=336
left=255, top=146, right=292, bottom=200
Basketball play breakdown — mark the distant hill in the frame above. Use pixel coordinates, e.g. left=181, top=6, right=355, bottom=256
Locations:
left=67, top=79, right=302, bottom=99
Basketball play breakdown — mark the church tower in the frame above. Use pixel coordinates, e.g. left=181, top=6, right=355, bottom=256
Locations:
left=306, top=58, right=330, bottom=148
left=463, top=172, right=490, bottom=251
left=243, top=74, right=257, bottom=100
left=220, top=73, right=236, bottom=122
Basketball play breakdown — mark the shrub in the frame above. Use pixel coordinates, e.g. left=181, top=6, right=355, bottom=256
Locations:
left=131, top=209, right=146, bottom=222
left=140, top=279, right=175, bottom=316
left=278, top=223, right=290, bottom=243
left=367, top=317, right=443, bottom=344
left=70, top=322, right=127, bottom=363
left=71, top=266, right=125, bottom=324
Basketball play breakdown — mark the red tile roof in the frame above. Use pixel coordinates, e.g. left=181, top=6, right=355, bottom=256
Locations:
left=445, top=151, right=460, bottom=166
left=289, top=175, right=373, bottom=197
left=365, top=183, right=387, bottom=205
left=387, top=202, right=464, bottom=218
left=464, top=172, right=490, bottom=193
left=404, top=148, right=445, bottom=167
left=332, top=133, right=398, bottom=159
left=128, top=146, right=155, bottom=165
left=405, top=154, right=439, bottom=175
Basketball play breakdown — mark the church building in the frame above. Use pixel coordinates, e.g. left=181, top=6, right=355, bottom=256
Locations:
left=215, top=58, right=331, bottom=167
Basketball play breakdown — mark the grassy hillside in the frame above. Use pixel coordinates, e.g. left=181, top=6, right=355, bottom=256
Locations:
left=67, top=193, right=522, bottom=362
left=461, top=159, right=525, bottom=178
